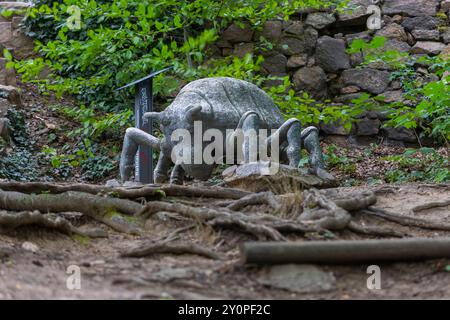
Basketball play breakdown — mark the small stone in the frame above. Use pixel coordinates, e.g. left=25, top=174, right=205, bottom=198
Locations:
left=356, top=118, right=381, bottom=136
left=0, top=22, right=12, bottom=43
left=105, top=179, right=121, bottom=187
left=305, top=12, right=336, bottom=29
left=233, top=42, right=254, bottom=59
left=337, top=0, right=372, bottom=26
left=257, top=20, right=282, bottom=42
left=315, top=36, right=350, bottom=73
left=442, top=0, right=450, bottom=12
left=258, top=264, right=336, bottom=293
left=441, top=28, right=450, bottom=44
left=411, top=41, right=446, bottom=55
left=0, top=85, right=21, bottom=106
left=377, top=90, right=404, bottom=103
left=293, top=66, right=328, bottom=99
left=260, top=53, right=287, bottom=75
left=278, top=28, right=318, bottom=56
left=283, top=21, right=304, bottom=36
left=22, top=241, right=39, bottom=253
left=286, top=54, right=308, bottom=68
left=411, top=29, right=440, bottom=41
left=375, top=23, right=408, bottom=41
left=340, top=86, right=360, bottom=94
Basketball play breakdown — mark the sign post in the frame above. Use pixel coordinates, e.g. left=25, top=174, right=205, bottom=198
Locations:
left=116, top=66, right=173, bottom=184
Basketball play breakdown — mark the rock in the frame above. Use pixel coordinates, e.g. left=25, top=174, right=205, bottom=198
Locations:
left=0, top=2, right=33, bottom=10
left=315, top=36, right=350, bottom=73
left=305, top=12, right=336, bottom=29
left=375, top=23, right=408, bottom=41
left=340, top=68, right=390, bottom=94
left=233, top=42, right=254, bottom=59
left=0, top=85, right=21, bottom=106
left=286, top=54, right=308, bottom=68
left=337, top=0, right=372, bottom=26
left=0, top=244, right=12, bottom=258
left=0, top=58, right=16, bottom=86
left=320, top=120, right=351, bottom=135
left=441, top=44, right=450, bottom=59
left=256, top=20, right=282, bottom=42
left=261, top=53, right=287, bottom=76
left=11, top=16, right=22, bottom=30
left=345, top=31, right=371, bottom=45
left=402, top=16, right=440, bottom=31
left=442, top=0, right=450, bottom=12
left=216, top=39, right=232, bottom=48
left=0, top=98, right=11, bottom=117
left=441, top=28, right=450, bottom=44
left=0, top=22, right=12, bottom=43
left=258, top=264, right=336, bottom=294
left=382, top=0, right=438, bottom=16
left=356, top=118, right=381, bottom=136
left=377, top=90, right=404, bottom=103
left=5, top=29, right=35, bottom=60
left=334, top=93, right=364, bottom=104
left=105, top=179, right=121, bottom=187
left=293, top=66, right=327, bottom=99
left=411, top=41, right=446, bottom=55
left=340, top=86, right=360, bottom=94
left=22, top=241, right=39, bottom=253
left=222, top=22, right=254, bottom=43
left=383, top=39, right=411, bottom=53
left=278, top=27, right=318, bottom=56
left=283, top=21, right=304, bottom=36
left=383, top=126, right=416, bottom=142
left=411, top=29, right=440, bottom=41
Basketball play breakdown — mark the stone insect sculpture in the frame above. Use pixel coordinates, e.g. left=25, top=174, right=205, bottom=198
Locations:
left=120, top=77, right=327, bottom=184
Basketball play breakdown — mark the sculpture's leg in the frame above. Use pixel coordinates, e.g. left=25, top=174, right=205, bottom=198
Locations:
left=170, top=164, right=185, bottom=185
left=267, top=118, right=302, bottom=167
left=240, top=111, right=260, bottom=163
left=301, top=126, right=325, bottom=171
left=154, top=151, right=171, bottom=184
left=119, top=127, right=160, bottom=182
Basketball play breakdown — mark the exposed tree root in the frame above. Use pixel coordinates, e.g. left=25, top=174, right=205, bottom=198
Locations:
left=121, top=242, right=221, bottom=260
left=0, top=189, right=143, bottom=234
left=347, top=221, right=405, bottom=238
left=362, top=207, right=450, bottom=232
left=0, top=210, right=107, bottom=238
left=411, top=199, right=450, bottom=213
left=225, top=192, right=282, bottom=212
left=0, top=181, right=249, bottom=199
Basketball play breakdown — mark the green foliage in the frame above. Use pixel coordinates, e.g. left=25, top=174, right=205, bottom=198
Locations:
left=348, top=36, right=450, bottom=144
left=383, top=148, right=450, bottom=183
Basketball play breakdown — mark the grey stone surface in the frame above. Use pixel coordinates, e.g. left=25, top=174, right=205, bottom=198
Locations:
left=383, top=126, right=417, bottom=142
left=337, top=0, right=372, bottom=26
left=356, top=118, right=381, bottom=136
left=257, top=20, right=282, bottom=41
left=0, top=85, right=21, bottom=106
left=278, top=28, right=318, bottom=55
left=261, top=53, right=287, bottom=75
left=411, top=41, right=446, bottom=55
left=305, top=12, right=336, bottom=29
left=412, top=29, right=440, bottom=41
left=402, top=16, right=440, bottom=31
left=442, top=28, right=450, bottom=44
left=340, top=68, right=390, bottom=94
left=258, top=264, right=336, bottom=293
left=375, top=23, right=408, bottom=41
left=315, top=36, right=350, bottom=73
left=382, top=0, right=438, bottom=17
left=283, top=21, right=304, bottom=36
left=286, top=54, right=308, bottom=68
left=293, top=66, right=328, bottom=99
left=222, top=22, right=254, bottom=43
left=442, top=0, right=450, bottom=12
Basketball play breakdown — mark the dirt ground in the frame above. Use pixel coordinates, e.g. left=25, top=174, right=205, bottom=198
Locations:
left=1, top=183, right=450, bottom=300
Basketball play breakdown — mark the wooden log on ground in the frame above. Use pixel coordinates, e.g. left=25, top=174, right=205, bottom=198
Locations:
left=240, top=238, right=450, bottom=264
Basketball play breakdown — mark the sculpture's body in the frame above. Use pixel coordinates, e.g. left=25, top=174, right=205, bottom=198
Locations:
left=120, top=77, right=326, bottom=184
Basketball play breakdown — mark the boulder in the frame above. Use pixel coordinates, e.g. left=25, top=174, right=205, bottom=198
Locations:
left=382, top=0, right=438, bottom=16
left=0, top=85, right=21, bottom=106
left=411, top=41, right=446, bottom=55
left=0, top=22, right=12, bottom=43
left=283, top=21, right=304, bottom=36
left=286, top=54, right=308, bottom=68
left=383, top=127, right=416, bottom=142
left=222, top=22, right=254, bottom=43
left=375, top=23, right=408, bottom=41
left=0, top=58, right=16, bottom=86
left=337, top=0, right=372, bottom=26
left=402, top=16, right=440, bottom=31
left=356, top=118, right=381, bottom=136
left=293, top=66, right=327, bottom=99
left=260, top=53, right=287, bottom=76
left=340, top=68, right=390, bottom=94
left=256, top=20, right=282, bottom=42
left=315, top=36, right=350, bottom=73
left=319, top=120, right=352, bottom=135
left=232, top=43, right=253, bottom=59
left=305, top=12, right=336, bottom=29
left=278, top=28, right=318, bottom=55
left=411, top=29, right=440, bottom=41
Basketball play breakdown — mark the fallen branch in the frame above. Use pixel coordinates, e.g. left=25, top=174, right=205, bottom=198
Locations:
left=0, top=210, right=107, bottom=238
left=121, top=242, right=221, bottom=260
left=363, top=207, right=450, bottom=232
left=240, top=237, right=450, bottom=264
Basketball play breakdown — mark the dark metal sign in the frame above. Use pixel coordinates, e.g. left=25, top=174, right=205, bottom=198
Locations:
left=116, top=66, right=173, bottom=183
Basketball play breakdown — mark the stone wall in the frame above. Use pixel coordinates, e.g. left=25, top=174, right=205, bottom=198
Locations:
left=214, top=0, right=450, bottom=145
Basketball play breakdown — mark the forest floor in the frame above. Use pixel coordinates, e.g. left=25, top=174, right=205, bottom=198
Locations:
left=0, top=183, right=450, bottom=299
left=0, top=81, right=449, bottom=300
